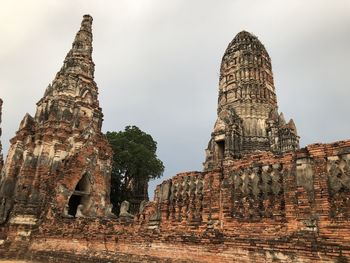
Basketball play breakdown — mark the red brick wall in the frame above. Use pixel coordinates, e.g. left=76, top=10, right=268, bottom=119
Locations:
left=2, top=140, right=350, bottom=262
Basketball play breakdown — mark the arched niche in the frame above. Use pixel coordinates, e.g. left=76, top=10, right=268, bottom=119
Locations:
left=67, top=173, right=91, bottom=217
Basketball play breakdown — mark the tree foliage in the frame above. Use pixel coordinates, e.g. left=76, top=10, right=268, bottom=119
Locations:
left=106, top=126, right=164, bottom=213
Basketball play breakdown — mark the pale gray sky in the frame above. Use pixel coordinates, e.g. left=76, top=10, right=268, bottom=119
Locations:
left=1, top=0, right=350, bottom=197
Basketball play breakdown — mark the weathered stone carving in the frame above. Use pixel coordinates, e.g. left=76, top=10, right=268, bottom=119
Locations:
left=165, top=173, right=204, bottom=224
left=160, top=181, right=171, bottom=201
left=176, top=181, right=183, bottom=221
left=105, top=204, right=117, bottom=218
left=169, top=182, right=177, bottom=220
left=63, top=205, right=73, bottom=218
left=75, top=204, right=85, bottom=218
left=327, top=154, right=350, bottom=219
left=182, top=176, right=190, bottom=221
left=194, top=174, right=204, bottom=222
left=119, top=201, right=134, bottom=219
left=230, top=163, right=285, bottom=221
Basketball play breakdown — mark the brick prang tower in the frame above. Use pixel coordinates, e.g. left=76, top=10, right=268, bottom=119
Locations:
left=204, top=31, right=299, bottom=171
left=0, top=15, right=113, bottom=225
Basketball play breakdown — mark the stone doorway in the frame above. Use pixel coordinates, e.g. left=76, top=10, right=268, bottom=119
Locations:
left=67, top=173, right=91, bottom=217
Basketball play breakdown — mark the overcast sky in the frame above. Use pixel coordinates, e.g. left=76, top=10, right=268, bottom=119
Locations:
left=1, top=0, right=349, bottom=198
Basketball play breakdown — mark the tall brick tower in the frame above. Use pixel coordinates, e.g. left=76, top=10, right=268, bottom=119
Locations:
left=0, top=15, right=112, bottom=225
left=204, top=31, right=299, bottom=171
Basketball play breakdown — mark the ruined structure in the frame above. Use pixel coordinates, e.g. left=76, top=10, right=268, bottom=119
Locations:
left=0, top=16, right=350, bottom=263
left=204, top=31, right=299, bottom=171
left=0, top=15, right=112, bottom=227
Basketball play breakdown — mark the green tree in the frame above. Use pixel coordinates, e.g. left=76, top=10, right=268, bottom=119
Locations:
left=106, top=126, right=164, bottom=214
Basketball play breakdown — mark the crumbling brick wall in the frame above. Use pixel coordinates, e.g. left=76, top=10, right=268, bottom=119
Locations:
left=5, top=140, right=345, bottom=263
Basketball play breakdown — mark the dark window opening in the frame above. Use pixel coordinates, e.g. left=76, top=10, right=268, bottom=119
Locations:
left=68, top=194, right=81, bottom=217
left=217, top=140, right=225, bottom=160
left=75, top=182, right=82, bottom=191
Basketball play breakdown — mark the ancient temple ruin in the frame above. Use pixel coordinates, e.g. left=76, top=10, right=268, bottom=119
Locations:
left=204, top=31, right=299, bottom=171
left=0, top=15, right=350, bottom=263
left=0, top=15, right=112, bottom=225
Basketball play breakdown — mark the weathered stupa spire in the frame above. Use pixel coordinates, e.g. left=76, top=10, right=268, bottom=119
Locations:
left=36, top=14, right=101, bottom=130
left=0, top=15, right=112, bottom=225
left=204, top=31, right=299, bottom=171
left=58, top=14, right=94, bottom=79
